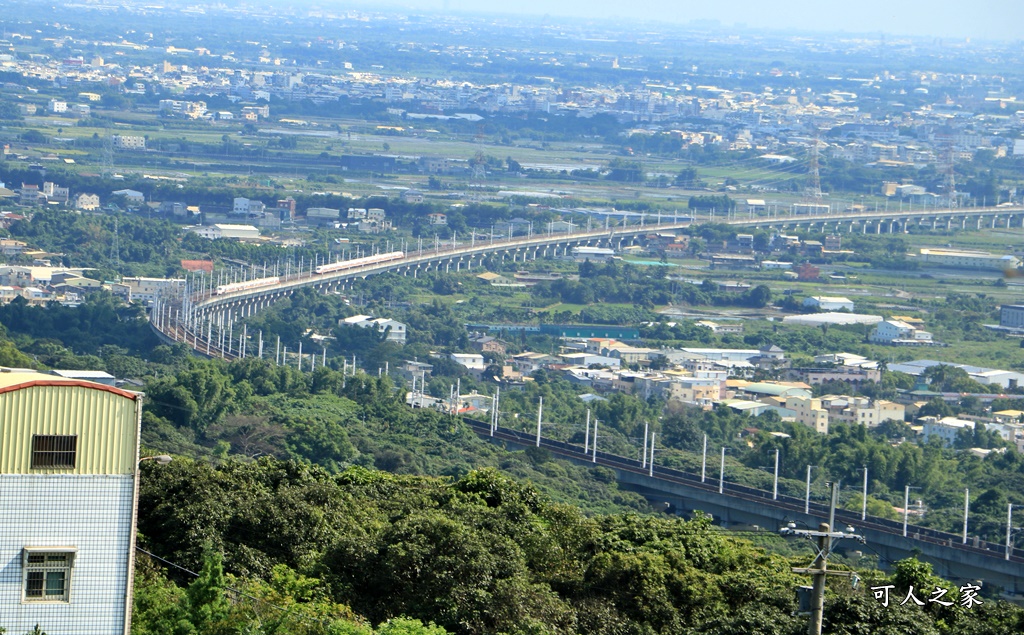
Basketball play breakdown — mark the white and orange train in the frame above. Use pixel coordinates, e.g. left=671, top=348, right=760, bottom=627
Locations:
left=213, top=251, right=406, bottom=295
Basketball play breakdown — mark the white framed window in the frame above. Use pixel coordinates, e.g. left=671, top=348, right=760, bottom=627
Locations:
left=23, top=548, right=76, bottom=603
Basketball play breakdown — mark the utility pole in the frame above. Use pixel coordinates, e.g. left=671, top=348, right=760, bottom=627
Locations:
left=781, top=482, right=865, bottom=635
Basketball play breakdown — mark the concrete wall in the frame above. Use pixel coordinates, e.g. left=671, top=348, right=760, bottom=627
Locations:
left=0, top=475, right=134, bottom=635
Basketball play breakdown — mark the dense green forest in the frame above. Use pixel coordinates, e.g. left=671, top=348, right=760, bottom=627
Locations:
left=131, top=458, right=1024, bottom=635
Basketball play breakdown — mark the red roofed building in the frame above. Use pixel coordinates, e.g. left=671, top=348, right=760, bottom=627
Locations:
left=180, top=259, right=214, bottom=273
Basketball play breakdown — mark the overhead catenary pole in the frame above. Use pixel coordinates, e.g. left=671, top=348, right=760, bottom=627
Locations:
left=701, top=434, right=708, bottom=483
left=536, top=396, right=543, bottom=447
left=963, top=488, right=970, bottom=544
left=591, top=420, right=597, bottom=463
left=584, top=409, right=590, bottom=453
left=492, top=387, right=500, bottom=435
left=773, top=449, right=780, bottom=501
left=642, top=422, right=649, bottom=468
left=648, top=432, right=656, bottom=477
left=904, top=485, right=911, bottom=537
left=719, top=447, right=726, bottom=494
left=805, top=465, right=815, bottom=514
left=1007, top=503, right=1014, bottom=561
left=828, top=480, right=839, bottom=533
left=862, top=466, right=869, bottom=521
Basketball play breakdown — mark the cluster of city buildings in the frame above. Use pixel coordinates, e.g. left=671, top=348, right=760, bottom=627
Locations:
left=0, top=261, right=185, bottom=307
left=3, top=8, right=1024, bottom=197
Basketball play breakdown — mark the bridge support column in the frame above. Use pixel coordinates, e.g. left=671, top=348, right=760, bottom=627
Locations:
left=992, top=216, right=997, bottom=229
left=977, top=218, right=982, bottom=230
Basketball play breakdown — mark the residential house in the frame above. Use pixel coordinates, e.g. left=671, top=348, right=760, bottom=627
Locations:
left=111, top=189, right=145, bottom=207
left=340, top=315, right=407, bottom=343
left=784, top=395, right=830, bottom=434
left=42, top=182, right=69, bottom=205
left=121, top=277, right=185, bottom=305
left=18, top=184, right=44, bottom=207
left=470, top=335, right=506, bottom=355
left=75, top=193, right=100, bottom=211
left=450, top=353, right=485, bottom=371
left=921, top=416, right=975, bottom=446
left=869, top=319, right=934, bottom=345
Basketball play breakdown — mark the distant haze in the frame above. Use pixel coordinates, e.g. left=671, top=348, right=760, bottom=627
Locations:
left=376, top=0, right=1023, bottom=41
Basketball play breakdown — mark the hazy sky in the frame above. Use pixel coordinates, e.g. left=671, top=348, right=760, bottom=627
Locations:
left=388, top=0, right=1024, bottom=42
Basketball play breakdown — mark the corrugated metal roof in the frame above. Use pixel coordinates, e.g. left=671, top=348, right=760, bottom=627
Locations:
left=0, top=371, right=138, bottom=399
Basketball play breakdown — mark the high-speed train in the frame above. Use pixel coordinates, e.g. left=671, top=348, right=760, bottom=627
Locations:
left=214, top=276, right=282, bottom=296
left=212, top=251, right=406, bottom=295
left=314, top=250, right=405, bottom=274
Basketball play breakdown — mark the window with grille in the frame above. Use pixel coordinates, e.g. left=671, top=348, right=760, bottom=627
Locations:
left=23, top=550, right=75, bottom=602
left=30, top=435, right=78, bottom=469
